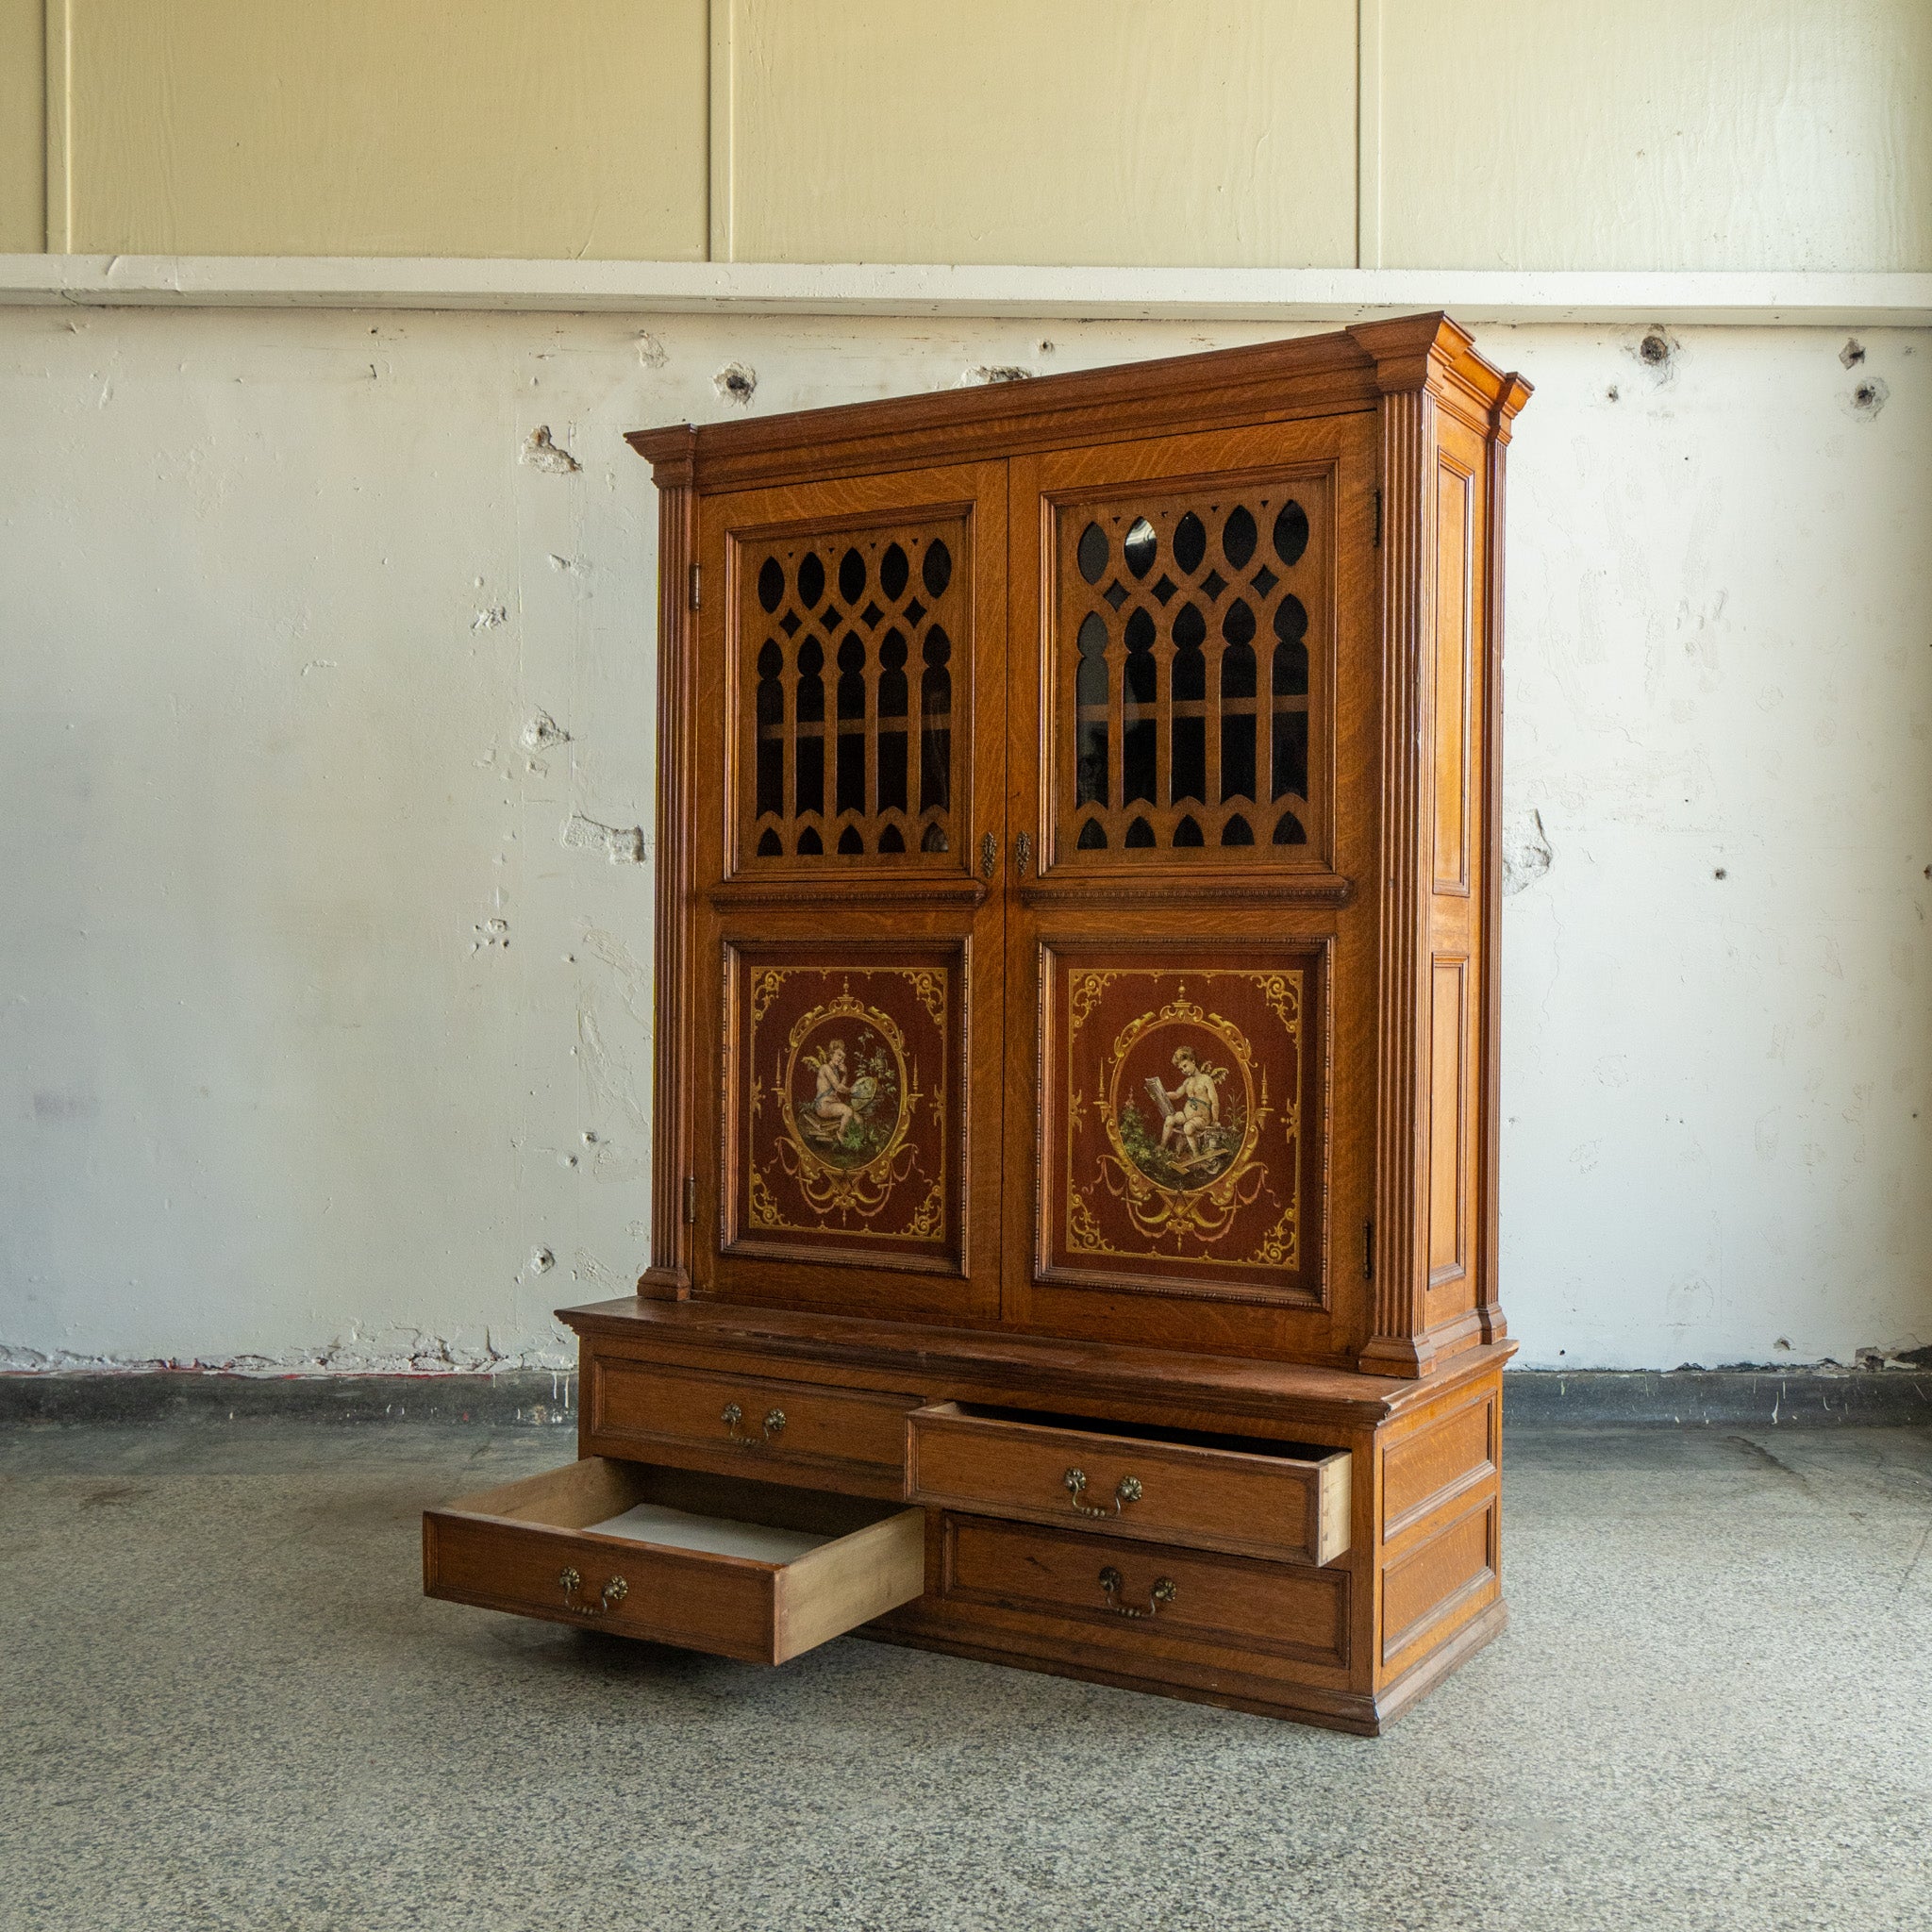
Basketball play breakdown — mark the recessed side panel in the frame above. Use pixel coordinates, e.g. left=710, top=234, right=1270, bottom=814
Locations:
left=1038, top=942, right=1329, bottom=1307
left=1432, top=458, right=1474, bottom=895
left=724, top=942, right=964, bottom=1274
left=1426, top=955, right=1468, bottom=1290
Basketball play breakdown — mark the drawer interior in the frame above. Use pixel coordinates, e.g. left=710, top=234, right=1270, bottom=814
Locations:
left=441, top=1456, right=908, bottom=1552
left=941, top=1403, right=1337, bottom=1466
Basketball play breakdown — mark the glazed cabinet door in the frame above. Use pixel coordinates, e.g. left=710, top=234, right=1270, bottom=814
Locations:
left=1002, top=416, right=1380, bottom=1362
left=690, top=461, right=1008, bottom=1325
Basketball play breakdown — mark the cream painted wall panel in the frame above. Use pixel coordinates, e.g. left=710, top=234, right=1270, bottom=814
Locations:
left=0, top=0, right=42, bottom=250
left=726, top=0, right=1357, bottom=268
left=1380, top=0, right=1932, bottom=271
left=64, top=0, right=708, bottom=258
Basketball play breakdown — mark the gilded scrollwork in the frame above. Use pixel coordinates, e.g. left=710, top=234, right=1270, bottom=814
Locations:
left=1070, top=971, right=1121, bottom=1029
left=902, top=970, right=948, bottom=1027
left=905, top=1176, right=946, bottom=1242
left=1067, top=1189, right=1108, bottom=1255
left=1254, top=973, right=1302, bottom=1037
left=748, top=1169, right=783, bottom=1231
left=1249, top=1198, right=1300, bottom=1270
left=750, top=968, right=787, bottom=1026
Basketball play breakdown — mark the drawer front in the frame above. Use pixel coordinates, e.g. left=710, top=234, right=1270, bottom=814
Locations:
left=586, top=1357, right=919, bottom=1492
left=909, top=1405, right=1351, bottom=1564
left=426, top=1499, right=776, bottom=1658
left=423, top=1457, right=924, bottom=1665
left=938, top=1514, right=1350, bottom=1671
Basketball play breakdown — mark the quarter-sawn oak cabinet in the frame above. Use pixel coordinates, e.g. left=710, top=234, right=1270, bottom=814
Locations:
left=425, top=315, right=1531, bottom=1732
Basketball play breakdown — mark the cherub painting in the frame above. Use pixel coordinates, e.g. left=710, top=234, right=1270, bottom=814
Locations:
left=1116, top=1036, right=1241, bottom=1191
left=794, top=1028, right=898, bottom=1170
left=801, top=1038, right=858, bottom=1139
left=1150, top=1044, right=1225, bottom=1161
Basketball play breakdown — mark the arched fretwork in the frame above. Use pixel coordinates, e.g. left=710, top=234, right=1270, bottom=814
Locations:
left=1056, top=484, right=1322, bottom=864
left=740, top=521, right=964, bottom=862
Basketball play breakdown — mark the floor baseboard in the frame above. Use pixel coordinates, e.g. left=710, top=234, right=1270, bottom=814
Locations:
left=1503, top=1368, right=1931, bottom=1428
left=0, top=1369, right=577, bottom=1427
left=0, top=1365, right=1924, bottom=1429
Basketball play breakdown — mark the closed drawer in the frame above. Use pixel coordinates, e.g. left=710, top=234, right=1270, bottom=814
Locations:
left=424, top=1457, right=924, bottom=1664
left=909, top=1403, right=1350, bottom=1565
left=938, top=1514, right=1350, bottom=1672
left=585, top=1356, right=920, bottom=1495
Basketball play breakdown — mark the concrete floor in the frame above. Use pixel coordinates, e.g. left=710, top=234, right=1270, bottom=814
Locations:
left=1, top=1422, right=1927, bottom=1932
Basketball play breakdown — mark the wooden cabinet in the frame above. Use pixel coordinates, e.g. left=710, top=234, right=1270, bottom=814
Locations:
left=425, top=315, right=1531, bottom=1730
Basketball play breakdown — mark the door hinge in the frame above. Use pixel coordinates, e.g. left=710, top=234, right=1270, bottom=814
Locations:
left=689, top=563, right=701, bottom=609
left=1363, top=1217, right=1375, bottom=1281
left=684, top=1175, right=698, bottom=1224
left=1373, top=489, right=1383, bottom=549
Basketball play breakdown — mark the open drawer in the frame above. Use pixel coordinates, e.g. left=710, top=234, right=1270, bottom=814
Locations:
left=424, top=1457, right=924, bottom=1664
left=909, top=1403, right=1352, bottom=1566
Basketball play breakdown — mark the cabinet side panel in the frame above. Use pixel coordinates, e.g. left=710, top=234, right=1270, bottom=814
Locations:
left=1420, top=413, right=1490, bottom=1352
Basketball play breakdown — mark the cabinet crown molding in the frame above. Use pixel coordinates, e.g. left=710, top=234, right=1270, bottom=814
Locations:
left=624, top=313, right=1527, bottom=493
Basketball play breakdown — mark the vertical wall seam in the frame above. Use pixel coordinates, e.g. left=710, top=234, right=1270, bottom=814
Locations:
left=1356, top=0, right=1381, bottom=271
left=42, top=0, right=70, bottom=252
left=708, top=0, right=734, bottom=263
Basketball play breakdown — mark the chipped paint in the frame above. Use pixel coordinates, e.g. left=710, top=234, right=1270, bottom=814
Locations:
left=1502, top=808, right=1554, bottom=896
left=0, top=1334, right=576, bottom=1375
left=521, top=424, right=580, bottom=473
left=712, top=361, right=757, bottom=405
left=561, top=812, right=644, bottom=863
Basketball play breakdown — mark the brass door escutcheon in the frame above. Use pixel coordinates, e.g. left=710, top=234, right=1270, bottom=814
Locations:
left=1098, top=1567, right=1175, bottom=1619
left=558, top=1568, right=629, bottom=1617
left=1012, top=829, right=1032, bottom=878
left=1064, top=1466, right=1143, bottom=1518
left=979, top=831, right=997, bottom=879
left=722, top=1401, right=787, bottom=1445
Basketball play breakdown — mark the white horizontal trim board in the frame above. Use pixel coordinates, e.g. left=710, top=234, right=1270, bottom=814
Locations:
left=2, top=257, right=1929, bottom=325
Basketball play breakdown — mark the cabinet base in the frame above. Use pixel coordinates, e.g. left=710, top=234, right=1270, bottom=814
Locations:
left=862, top=1598, right=1507, bottom=1737
left=549, top=1297, right=1517, bottom=1732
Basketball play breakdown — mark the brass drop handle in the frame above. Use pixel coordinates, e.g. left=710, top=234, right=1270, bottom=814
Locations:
left=979, top=831, right=997, bottom=880
left=558, top=1568, right=628, bottom=1617
left=1064, top=1467, right=1142, bottom=1519
left=722, top=1401, right=787, bottom=1445
left=1098, top=1567, right=1176, bottom=1619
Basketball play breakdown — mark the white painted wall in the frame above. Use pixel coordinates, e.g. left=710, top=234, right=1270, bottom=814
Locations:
left=0, top=308, right=1925, bottom=1373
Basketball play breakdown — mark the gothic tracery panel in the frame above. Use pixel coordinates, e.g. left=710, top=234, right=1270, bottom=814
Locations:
left=724, top=945, right=962, bottom=1272
left=1053, top=479, right=1326, bottom=865
left=738, top=517, right=967, bottom=866
left=1040, top=945, right=1327, bottom=1306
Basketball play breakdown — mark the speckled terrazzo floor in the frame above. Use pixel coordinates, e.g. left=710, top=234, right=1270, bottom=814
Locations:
left=2, top=1422, right=1928, bottom=1932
